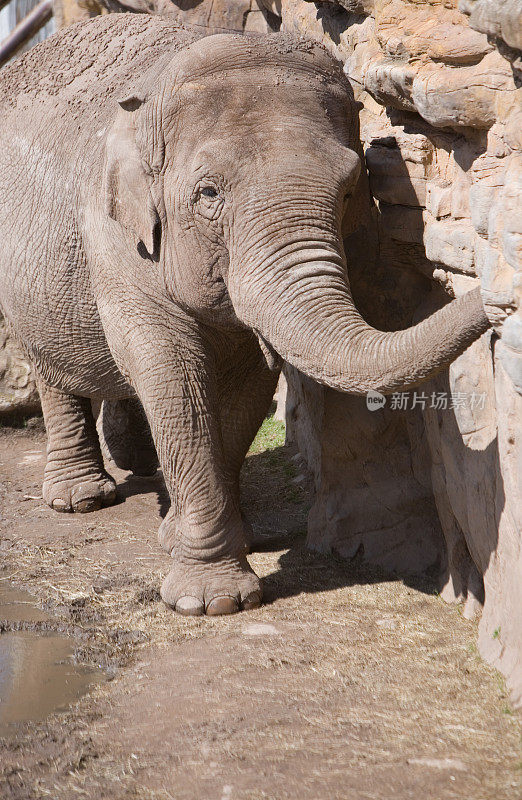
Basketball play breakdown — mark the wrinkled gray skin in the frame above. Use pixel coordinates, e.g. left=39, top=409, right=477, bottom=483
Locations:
left=0, top=15, right=489, bottom=616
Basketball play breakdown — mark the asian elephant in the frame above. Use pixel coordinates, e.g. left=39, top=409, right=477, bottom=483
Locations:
left=0, top=14, right=490, bottom=616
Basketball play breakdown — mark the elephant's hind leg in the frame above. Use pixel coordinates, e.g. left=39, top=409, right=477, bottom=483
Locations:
left=38, top=380, right=117, bottom=513
left=97, top=397, right=159, bottom=478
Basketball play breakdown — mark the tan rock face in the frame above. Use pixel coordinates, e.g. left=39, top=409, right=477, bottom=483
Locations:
left=85, top=0, right=277, bottom=33
left=279, top=0, right=522, bottom=706
left=460, top=0, right=522, bottom=52
left=0, top=317, right=39, bottom=420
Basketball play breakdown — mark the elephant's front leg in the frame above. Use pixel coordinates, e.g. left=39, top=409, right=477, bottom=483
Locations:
left=130, top=332, right=261, bottom=617
left=217, top=344, right=279, bottom=543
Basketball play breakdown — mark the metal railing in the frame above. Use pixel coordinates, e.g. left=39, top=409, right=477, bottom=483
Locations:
left=0, top=0, right=54, bottom=68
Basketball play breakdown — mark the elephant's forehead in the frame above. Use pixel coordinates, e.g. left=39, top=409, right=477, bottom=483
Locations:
left=173, top=70, right=350, bottom=128
left=171, top=31, right=345, bottom=85
left=175, top=62, right=347, bottom=96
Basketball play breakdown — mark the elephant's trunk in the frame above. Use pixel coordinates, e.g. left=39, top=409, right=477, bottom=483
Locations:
left=230, top=238, right=489, bottom=395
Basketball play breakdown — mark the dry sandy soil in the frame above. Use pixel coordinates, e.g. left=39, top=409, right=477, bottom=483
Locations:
left=0, top=418, right=521, bottom=800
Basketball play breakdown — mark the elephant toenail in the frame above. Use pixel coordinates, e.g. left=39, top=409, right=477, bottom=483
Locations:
left=241, top=591, right=262, bottom=611
left=206, top=596, right=239, bottom=616
left=75, top=498, right=102, bottom=513
left=103, top=489, right=117, bottom=506
left=175, top=596, right=204, bottom=616
left=52, top=499, right=69, bottom=512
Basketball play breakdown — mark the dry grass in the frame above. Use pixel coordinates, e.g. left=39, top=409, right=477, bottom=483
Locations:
left=0, top=421, right=521, bottom=799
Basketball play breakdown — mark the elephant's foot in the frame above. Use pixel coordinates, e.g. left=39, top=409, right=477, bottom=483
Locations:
left=43, top=466, right=116, bottom=513
left=158, top=515, right=178, bottom=553
left=160, top=557, right=262, bottom=616
left=37, top=382, right=117, bottom=513
left=159, top=513, right=255, bottom=554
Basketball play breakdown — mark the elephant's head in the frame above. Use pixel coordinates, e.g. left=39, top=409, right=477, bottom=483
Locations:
left=104, top=33, right=489, bottom=393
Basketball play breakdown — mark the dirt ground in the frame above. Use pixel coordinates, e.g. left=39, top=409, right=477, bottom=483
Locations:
left=0, top=418, right=521, bottom=800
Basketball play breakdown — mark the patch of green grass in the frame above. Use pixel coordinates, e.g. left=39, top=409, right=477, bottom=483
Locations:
left=493, top=626, right=501, bottom=639
left=243, top=414, right=307, bottom=510
left=248, top=415, right=286, bottom=455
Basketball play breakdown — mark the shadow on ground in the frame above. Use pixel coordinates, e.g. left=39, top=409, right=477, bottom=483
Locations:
left=101, top=431, right=441, bottom=605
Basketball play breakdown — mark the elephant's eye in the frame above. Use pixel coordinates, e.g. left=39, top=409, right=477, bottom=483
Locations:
left=193, top=183, right=224, bottom=221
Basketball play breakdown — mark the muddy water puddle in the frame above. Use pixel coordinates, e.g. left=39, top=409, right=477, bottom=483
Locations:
left=0, top=581, right=105, bottom=733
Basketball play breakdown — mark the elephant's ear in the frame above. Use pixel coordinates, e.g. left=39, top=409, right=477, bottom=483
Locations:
left=104, top=94, right=159, bottom=257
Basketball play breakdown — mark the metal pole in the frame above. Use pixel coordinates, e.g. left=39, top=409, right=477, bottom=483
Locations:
left=0, top=0, right=53, bottom=68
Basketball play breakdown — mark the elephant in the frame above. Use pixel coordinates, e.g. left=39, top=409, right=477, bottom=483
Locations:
left=0, top=14, right=490, bottom=616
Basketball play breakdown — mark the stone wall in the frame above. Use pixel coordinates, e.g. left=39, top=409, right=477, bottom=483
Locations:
left=278, top=0, right=522, bottom=706
left=53, top=0, right=281, bottom=33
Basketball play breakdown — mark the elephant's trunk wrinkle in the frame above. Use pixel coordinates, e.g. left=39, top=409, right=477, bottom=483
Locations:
left=230, top=236, right=490, bottom=394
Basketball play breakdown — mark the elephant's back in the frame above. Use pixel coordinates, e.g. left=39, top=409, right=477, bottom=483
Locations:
left=0, top=14, right=200, bottom=123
